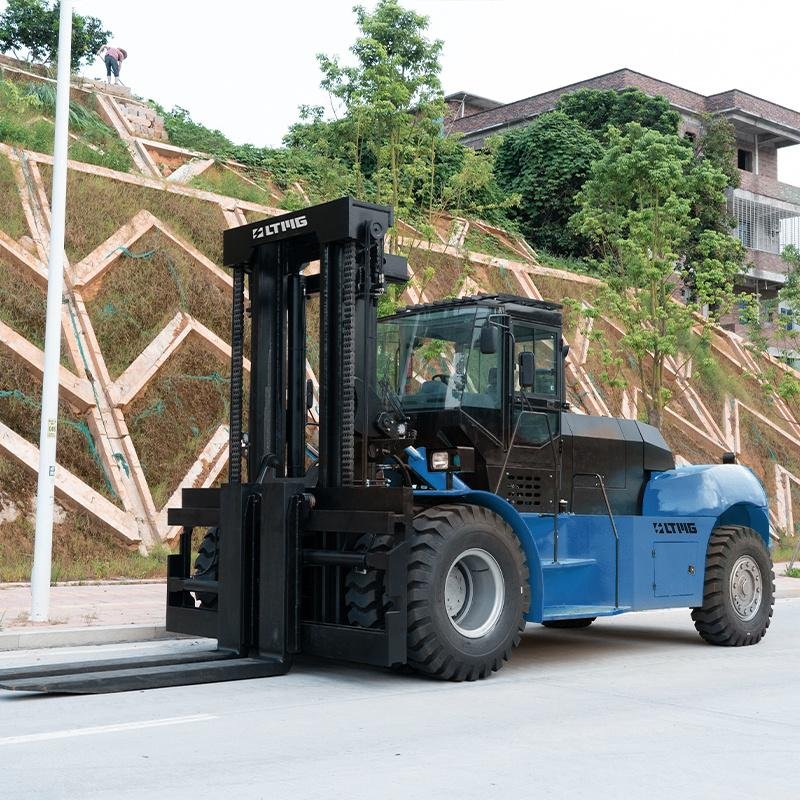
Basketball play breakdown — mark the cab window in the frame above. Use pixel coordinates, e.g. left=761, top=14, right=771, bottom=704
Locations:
left=511, top=322, right=559, bottom=447
left=513, top=325, right=557, bottom=397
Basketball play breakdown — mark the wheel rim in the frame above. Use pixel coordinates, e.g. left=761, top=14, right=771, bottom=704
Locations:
left=444, top=548, right=505, bottom=638
left=729, top=555, right=763, bottom=621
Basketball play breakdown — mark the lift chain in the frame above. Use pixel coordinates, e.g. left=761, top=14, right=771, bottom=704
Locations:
left=341, top=241, right=356, bottom=484
left=229, top=265, right=245, bottom=483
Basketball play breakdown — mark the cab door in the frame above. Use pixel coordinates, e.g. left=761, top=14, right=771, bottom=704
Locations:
left=498, top=320, right=561, bottom=512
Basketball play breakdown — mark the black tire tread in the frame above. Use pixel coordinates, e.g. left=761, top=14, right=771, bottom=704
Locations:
left=691, top=525, right=774, bottom=646
left=406, top=504, right=529, bottom=681
left=344, top=534, right=394, bottom=629
left=192, top=527, right=219, bottom=609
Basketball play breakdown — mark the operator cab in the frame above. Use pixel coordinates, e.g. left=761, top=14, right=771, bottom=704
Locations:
left=378, top=294, right=673, bottom=515
left=378, top=295, right=565, bottom=501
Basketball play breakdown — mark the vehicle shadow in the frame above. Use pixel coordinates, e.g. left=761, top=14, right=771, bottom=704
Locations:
left=508, top=617, right=703, bottom=669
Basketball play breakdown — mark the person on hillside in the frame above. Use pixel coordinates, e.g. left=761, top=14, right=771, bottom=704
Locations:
left=98, top=45, right=128, bottom=86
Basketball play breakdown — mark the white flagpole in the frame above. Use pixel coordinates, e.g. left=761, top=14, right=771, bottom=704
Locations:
left=30, top=0, right=73, bottom=622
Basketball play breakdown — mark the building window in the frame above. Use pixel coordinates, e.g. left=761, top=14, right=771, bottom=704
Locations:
left=730, top=194, right=800, bottom=254
left=780, top=307, right=798, bottom=332
left=738, top=149, right=753, bottom=171
left=737, top=300, right=752, bottom=325
left=737, top=220, right=753, bottom=249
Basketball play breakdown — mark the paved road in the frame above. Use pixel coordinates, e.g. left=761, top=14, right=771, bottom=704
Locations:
left=1, top=599, right=799, bottom=800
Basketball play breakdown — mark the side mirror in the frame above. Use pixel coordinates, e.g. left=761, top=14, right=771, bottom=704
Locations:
left=562, top=342, right=570, bottom=359
left=479, top=324, right=498, bottom=355
left=518, top=351, right=535, bottom=388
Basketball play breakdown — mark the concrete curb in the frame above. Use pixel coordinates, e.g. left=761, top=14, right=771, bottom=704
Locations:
left=0, top=623, right=176, bottom=652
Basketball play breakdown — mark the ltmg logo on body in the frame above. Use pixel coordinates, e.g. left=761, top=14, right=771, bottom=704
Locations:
left=652, top=521, right=698, bottom=534
left=251, top=215, right=308, bottom=240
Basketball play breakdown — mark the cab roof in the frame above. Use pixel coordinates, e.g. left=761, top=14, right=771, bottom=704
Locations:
left=383, top=294, right=562, bottom=321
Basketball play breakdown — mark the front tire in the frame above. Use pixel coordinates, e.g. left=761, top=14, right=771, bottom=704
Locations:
left=692, top=526, right=774, bottom=646
left=406, top=505, right=530, bottom=681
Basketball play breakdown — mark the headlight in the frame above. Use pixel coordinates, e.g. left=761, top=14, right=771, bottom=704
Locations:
left=430, top=451, right=450, bottom=471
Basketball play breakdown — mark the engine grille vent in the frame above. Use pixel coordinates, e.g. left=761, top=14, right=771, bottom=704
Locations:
left=504, top=472, right=542, bottom=508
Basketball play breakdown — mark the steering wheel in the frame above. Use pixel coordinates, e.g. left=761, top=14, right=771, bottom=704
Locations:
left=430, top=373, right=450, bottom=385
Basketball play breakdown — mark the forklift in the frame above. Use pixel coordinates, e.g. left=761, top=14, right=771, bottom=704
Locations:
left=0, top=197, right=774, bottom=693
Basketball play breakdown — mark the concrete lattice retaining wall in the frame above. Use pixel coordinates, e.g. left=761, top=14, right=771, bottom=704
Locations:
left=0, top=80, right=799, bottom=553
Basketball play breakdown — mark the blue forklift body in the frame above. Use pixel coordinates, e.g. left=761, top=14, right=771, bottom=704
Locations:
left=411, top=449, right=769, bottom=623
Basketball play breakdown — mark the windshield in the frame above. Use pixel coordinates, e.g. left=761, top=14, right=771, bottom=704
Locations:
left=377, top=307, right=500, bottom=412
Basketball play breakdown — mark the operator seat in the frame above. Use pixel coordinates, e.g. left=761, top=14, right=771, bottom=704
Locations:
left=486, top=366, right=498, bottom=397
left=419, top=378, right=447, bottom=402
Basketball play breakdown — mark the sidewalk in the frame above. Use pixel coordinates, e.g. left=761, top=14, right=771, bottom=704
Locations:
left=0, top=581, right=168, bottom=650
left=0, top=581, right=166, bottom=629
left=0, top=564, right=798, bottom=650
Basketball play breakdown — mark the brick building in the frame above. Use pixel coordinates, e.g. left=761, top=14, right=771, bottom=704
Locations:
left=446, top=70, right=800, bottom=357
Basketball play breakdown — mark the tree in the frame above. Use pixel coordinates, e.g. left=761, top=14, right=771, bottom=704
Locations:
left=571, top=123, right=741, bottom=427
left=0, top=0, right=111, bottom=70
left=737, top=246, right=800, bottom=401
left=556, top=88, right=680, bottom=137
left=285, top=1, right=515, bottom=230
left=494, top=111, right=602, bottom=254
left=431, top=134, right=518, bottom=225
left=694, top=113, right=740, bottom=189
left=680, top=114, right=741, bottom=302
left=775, top=247, right=800, bottom=399
left=493, top=90, right=683, bottom=256
left=314, top=0, right=445, bottom=221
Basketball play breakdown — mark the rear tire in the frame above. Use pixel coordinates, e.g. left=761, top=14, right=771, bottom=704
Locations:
left=542, top=617, right=596, bottom=629
left=691, top=526, right=774, bottom=646
left=345, top=534, right=393, bottom=628
left=192, top=527, right=219, bottom=609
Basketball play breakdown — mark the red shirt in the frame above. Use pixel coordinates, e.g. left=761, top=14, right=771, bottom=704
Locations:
left=105, top=47, right=124, bottom=61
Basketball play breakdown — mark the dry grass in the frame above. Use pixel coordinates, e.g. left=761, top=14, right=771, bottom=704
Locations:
left=0, top=154, right=28, bottom=240
left=39, top=165, right=227, bottom=264
left=191, top=164, right=275, bottom=206
left=85, top=229, right=239, bottom=378
left=528, top=274, right=600, bottom=335
left=691, top=346, right=765, bottom=426
left=405, top=247, right=467, bottom=299
left=306, top=294, right=320, bottom=377
left=660, top=418, right=722, bottom=464
left=467, top=260, right=520, bottom=296
left=578, top=318, right=636, bottom=417
left=244, top=208, right=270, bottom=224
left=463, top=227, right=524, bottom=261
left=126, top=340, right=232, bottom=508
left=0, top=491, right=169, bottom=583
left=0, top=252, right=46, bottom=348
left=738, top=410, right=800, bottom=499
left=0, top=352, right=118, bottom=502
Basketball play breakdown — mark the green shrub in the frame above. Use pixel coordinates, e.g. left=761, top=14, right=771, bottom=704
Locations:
left=0, top=79, right=132, bottom=171
left=0, top=153, right=28, bottom=239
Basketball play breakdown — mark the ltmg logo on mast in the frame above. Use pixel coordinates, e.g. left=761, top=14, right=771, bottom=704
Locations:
left=251, top=215, right=308, bottom=240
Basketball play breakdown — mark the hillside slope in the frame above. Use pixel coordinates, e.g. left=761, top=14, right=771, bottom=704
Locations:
left=0, top=58, right=798, bottom=580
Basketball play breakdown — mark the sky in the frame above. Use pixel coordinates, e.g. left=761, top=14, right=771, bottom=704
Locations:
left=4, top=0, right=800, bottom=183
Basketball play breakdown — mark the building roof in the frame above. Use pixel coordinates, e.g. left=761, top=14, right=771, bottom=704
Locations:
left=447, top=68, right=800, bottom=147
left=444, top=92, right=504, bottom=112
